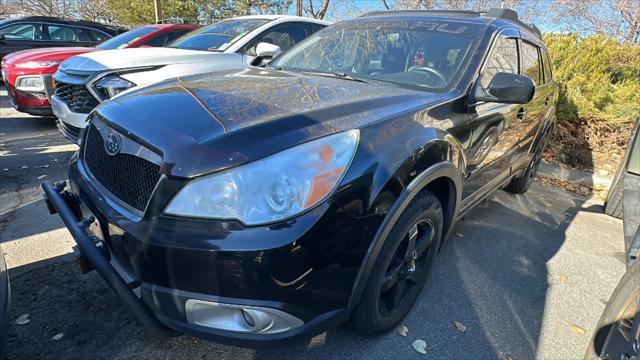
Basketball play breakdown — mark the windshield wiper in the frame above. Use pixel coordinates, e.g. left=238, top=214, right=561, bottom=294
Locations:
left=302, top=71, right=372, bottom=84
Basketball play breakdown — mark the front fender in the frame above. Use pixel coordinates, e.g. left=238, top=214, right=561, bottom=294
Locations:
left=333, top=115, right=465, bottom=312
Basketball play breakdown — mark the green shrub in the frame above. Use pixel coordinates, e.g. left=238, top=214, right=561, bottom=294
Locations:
left=544, top=33, right=640, bottom=124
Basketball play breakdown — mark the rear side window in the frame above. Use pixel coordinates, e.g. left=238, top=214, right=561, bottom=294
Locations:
left=89, top=29, right=110, bottom=43
left=521, top=41, right=542, bottom=86
left=479, top=36, right=519, bottom=89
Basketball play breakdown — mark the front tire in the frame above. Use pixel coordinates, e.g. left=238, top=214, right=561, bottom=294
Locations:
left=352, top=190, right=443, bottom=335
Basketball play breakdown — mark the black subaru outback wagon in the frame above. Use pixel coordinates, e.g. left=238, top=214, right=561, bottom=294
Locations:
left=44, top=9, right=557, bottom=346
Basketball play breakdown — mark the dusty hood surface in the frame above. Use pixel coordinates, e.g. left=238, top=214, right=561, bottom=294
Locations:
left=96, top=68, right=443, bottom=178
left=59, top=47, right=216, bottom=72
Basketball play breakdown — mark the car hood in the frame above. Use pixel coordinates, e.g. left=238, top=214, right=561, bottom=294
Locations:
left=3, top=47, right=95, bottom=65
left=96, top=68, right=443, bottom=178
left=59, top=47, right=216, bottom=72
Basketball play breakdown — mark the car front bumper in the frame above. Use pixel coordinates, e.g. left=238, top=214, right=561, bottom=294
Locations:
left=41, top=158, right=364, bottom=346
left=4, top=74, right=56, bottom=116
left=51, top=95, right=88, bottom=144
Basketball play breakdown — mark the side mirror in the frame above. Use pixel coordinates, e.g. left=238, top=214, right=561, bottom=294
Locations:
left=474, top=72, right=535, bottom=104
left=255, top=42, right=281, bottom=59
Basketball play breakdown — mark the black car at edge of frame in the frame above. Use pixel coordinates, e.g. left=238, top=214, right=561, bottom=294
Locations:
left=0, top=16, right=125, bottom=61
left=43, top=8, right=558, bottom=347
left=0, top=245, right=10, bottom=357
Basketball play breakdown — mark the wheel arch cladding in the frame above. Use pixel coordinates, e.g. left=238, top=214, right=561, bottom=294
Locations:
left=346, top=161, right=462, bottom=312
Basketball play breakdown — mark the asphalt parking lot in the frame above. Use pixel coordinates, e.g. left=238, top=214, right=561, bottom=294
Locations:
left=0, top=86, right=626, bottom=359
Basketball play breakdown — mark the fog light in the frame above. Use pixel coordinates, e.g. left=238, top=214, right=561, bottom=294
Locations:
left=185, top=299, right=303, bottom=334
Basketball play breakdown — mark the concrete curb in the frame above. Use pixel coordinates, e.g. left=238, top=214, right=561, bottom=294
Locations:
left=538, top=159, right=613, bottom=189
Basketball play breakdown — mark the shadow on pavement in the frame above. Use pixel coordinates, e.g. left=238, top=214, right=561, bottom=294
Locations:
left=4, top=184, right=610, bottom=359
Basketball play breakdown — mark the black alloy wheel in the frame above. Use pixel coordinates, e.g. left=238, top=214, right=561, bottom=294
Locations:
left=352, top=190, right=443, bottom=335
left=505, top=127, right=552, bottom=194
left=379, top=218, right=435, bottom=316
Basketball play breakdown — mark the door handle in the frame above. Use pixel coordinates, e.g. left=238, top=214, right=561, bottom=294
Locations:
left=516, top=108, right=527, bottom=121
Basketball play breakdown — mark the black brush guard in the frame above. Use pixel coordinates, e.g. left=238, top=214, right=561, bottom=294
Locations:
left=41, top=180, right=178, bottom=337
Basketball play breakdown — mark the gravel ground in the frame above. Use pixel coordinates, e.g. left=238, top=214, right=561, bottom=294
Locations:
left=0, top=86, right=626, bottom=359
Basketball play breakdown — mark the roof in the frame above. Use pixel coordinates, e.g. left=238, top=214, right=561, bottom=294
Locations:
left=148, top=23, right=199, bottom=29
left=2, top=16, right=125, bottom=34
left=361, top=8, right=541, bottom=38
left=231, top=15, right=331, bottom=25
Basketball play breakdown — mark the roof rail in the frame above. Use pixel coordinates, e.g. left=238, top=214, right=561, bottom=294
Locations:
left=485, top=8, right=542, bottom=38
left=361, top=10, right=482, bottom=18
left=361, top=8, right=543, bottom=39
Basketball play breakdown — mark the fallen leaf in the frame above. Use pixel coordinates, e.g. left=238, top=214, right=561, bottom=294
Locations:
left=570, top=324, right=586, bottom=335
left=453, top=320, right=467, bottom=333
left=52, top=333, right=64, bottom=341
left=37, top=175, right=47, bottom=179
left=36, top=164, right=50, bottom=168
left=455, top=233, right=464, bottom=238
left=20, top=165, right=28, bottom=169
left=412, top=339, right=428, bottom=354
left=15, top=314, right=30, bottom=325
left=2, top=168, right=8, bottom=171
left=398, top=325, right=408, bottom=337
left=558, top=274, right=570, bottom=281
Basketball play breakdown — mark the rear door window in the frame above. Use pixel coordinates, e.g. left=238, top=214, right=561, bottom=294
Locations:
left=541, top=48, right=553, bottom=83
left=46, top=25, right=84, bottom=42
left=521, top=41, right=542, bottom=86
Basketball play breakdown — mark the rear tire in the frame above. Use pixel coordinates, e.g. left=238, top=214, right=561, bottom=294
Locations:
left=505, top=128, right=551, bottom=195
left=352, top=190, right=443, bottom=335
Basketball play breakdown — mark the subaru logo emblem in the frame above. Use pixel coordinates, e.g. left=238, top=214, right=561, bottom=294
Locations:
left=104, top=132, right=122, bottom=156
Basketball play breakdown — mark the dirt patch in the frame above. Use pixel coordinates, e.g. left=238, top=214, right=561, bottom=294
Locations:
left=537, top=176, right=608, bottom=199
left=544, top=119, right=633, bottom=176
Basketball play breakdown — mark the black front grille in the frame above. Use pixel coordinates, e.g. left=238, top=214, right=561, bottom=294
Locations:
left=83, top=124, right=161, bottom=212
left=55, top=82, right=99, bottom=113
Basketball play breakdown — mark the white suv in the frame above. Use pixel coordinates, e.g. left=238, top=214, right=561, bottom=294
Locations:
left=52, top=15, right=329, bottom=143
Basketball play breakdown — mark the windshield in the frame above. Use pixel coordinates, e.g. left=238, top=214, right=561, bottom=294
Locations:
left=273, top=18, right=483, bottom=91
left=169, top=18, right=269, bottom=51
left=97, top=26, right=157, bottom=49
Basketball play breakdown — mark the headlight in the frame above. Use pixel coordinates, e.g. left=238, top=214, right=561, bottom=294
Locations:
left=15, top=61, right=60, bottom=69
left=165, top=130, right=359, bottom=225
left=15, top=76, right=45, bottom=92
left=93, top=75, right=135, bottom=100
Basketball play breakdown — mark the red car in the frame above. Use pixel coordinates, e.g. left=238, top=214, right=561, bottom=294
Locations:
left=1, top=23, right=198, bottom=116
